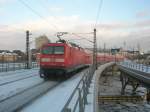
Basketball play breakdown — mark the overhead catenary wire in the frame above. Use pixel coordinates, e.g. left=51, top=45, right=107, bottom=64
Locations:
left=18, top=0, right=59, bottom=32
left=70, top=32, right=93, bottom=35
left=59, top=32, right=93, bottom=41
left=68, top=40, right=93, bottom=48
left=38, top=0, right=60, bottom=28
left=71, top=33, right=94, bottom=43
left=18, top=0, right=103, bottom=43
left=68, top=38, right=88, bottom=41
left=61, top=33, right=94, bottom=48
left=94, top=0, right=103, bottom=28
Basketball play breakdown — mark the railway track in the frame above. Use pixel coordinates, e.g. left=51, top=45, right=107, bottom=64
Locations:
left=0, top=74, right=38, bottom=86
left=0, top=81, right=44, bottom=102
left=0, top=68, right=88, bottom=112
left=0, top=70, right=26, bottom=76
left=0, top=80, right=59, bottom=112
left=0, top=68, right=39, bottom=77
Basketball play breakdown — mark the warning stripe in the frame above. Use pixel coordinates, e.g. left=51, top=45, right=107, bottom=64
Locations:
left=98, top=95, right=144, bottom=102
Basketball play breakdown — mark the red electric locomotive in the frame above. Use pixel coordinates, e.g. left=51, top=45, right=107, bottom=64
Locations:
left=39, top=42, right=92, bottom=79
left=39, top=40, right=124, bottom=79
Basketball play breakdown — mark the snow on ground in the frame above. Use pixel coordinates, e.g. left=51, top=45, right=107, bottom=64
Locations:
left=0, top=68, right=39, bottom=76
left=21, top=71, right=86, bottom=112
left=0, top=69, right=39, bottom=85
left=85, top=73, right=95, bottom=112
left=0, top=68, right=43, bottom=101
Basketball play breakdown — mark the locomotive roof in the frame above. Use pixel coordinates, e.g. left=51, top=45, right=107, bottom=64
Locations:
left=45, top=42, right=82, bottom=48
left=44, top=42, right=86, bottom=52
left=46, top=43, right=65, bottom=45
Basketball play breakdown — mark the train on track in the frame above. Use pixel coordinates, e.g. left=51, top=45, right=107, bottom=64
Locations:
left=39, top=41, right=124, bottom=79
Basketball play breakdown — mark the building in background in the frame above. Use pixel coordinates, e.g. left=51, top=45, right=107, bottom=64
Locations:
left=0, top=52, right=18, bottom=62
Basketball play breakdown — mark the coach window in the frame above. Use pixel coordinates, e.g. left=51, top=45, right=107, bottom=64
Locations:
left=54, top=46, right=64, bottom=54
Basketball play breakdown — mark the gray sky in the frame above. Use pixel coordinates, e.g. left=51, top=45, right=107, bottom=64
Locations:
left=0, top=0, right=150, bottom=52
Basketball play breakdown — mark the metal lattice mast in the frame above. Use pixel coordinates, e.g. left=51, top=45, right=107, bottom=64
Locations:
left=26, top=30, right=32, bottom=69
left=93, top=28, right=97, bottom=70
left=26, top=30, right=29, bottom=69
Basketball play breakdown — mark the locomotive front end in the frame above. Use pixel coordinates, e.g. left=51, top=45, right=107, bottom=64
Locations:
left=40, top=43, right=66, bottom=78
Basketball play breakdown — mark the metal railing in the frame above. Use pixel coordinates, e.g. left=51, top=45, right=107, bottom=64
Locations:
left=61, top=62, right=115, bottom=112
left=93, top=62, right=115, bottom=112
left=119, top=61, right=150, bottom=73
left=61, top=67, right=95, bottom=112
left=0, top=62, right=39, bottom=72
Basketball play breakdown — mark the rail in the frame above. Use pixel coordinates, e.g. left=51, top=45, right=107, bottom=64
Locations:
left=0, top=81, right=58, bottom=112
left=61, top=67, right=95, bottom=112
left=119, top=61, right=150, bottom=73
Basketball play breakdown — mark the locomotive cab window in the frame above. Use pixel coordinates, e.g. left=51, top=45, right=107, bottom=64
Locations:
left=42, top=46, right=53, bottom=54
left=54, top=46, right=64, bottom=54
left=42, top=46, right=64, bottom=54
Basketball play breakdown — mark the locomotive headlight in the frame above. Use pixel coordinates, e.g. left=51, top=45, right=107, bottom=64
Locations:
left=41, top=58, right=50, bottom=62
left=55, top=59, right=64, bottom=62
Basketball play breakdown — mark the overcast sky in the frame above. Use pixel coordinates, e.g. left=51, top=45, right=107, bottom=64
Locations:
left=0, top=0, right=150, bottom=52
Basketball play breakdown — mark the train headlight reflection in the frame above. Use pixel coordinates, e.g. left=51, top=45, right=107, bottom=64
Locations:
left=41, top=58, right=50, bottom=62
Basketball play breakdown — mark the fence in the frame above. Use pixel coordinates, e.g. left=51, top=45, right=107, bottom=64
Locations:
left=120, top=61, right=150, bottom=73
left=0, top=62, right=39, bottom=72
left=61, top=67, right=95, bottom=112
left=61, top=62, right=115, bottom=112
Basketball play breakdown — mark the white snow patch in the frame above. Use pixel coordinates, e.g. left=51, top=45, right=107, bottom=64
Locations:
left=0, top=68, right=43, bottom=101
